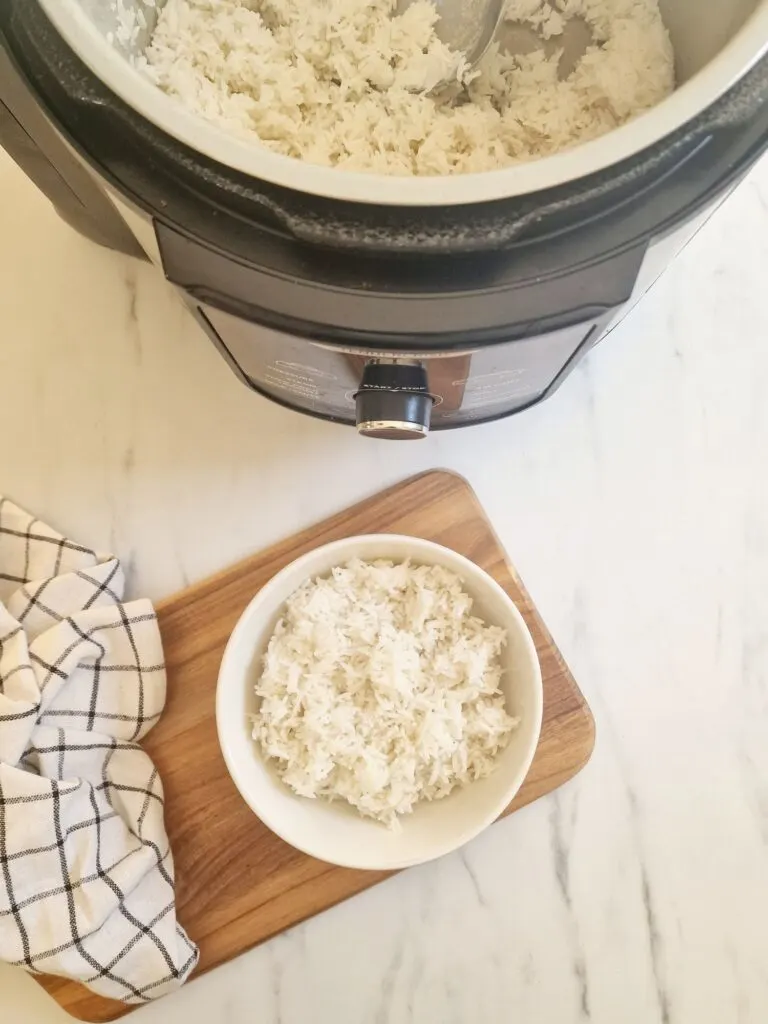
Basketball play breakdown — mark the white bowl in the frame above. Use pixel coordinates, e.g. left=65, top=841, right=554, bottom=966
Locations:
left=216, top=535, right=543, bottom=870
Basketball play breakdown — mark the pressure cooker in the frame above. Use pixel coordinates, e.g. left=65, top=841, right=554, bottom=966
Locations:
left=1, top=1, right=767, bottom=437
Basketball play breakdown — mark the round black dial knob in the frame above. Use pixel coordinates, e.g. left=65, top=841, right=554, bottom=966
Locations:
left=355, top=363, right=434, bottom=440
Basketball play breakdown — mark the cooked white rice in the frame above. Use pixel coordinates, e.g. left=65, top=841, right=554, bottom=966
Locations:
left=138, top=0, right=675, bottom=176
left=253, top=559, right=518, bottom=827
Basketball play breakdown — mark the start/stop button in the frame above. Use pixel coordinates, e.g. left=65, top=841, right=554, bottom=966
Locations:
left=354, top=362, right=435, bottom=440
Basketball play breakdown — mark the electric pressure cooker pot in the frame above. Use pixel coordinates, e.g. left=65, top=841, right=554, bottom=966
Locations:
left=1, top=0, right=767, bottom=437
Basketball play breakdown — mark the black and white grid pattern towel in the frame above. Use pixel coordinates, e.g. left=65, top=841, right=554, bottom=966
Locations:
left=0, top=497, right=198, bottom=1003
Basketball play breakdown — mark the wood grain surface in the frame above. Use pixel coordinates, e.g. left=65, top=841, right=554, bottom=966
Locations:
left=36, top=471, right=595, bottom=1022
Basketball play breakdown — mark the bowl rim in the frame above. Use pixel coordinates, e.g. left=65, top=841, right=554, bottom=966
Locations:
left=215, top=534, right=544, bottom=869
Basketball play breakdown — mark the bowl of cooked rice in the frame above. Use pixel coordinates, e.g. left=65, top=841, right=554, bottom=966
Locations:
left=216, top=534, right=543, bottom=869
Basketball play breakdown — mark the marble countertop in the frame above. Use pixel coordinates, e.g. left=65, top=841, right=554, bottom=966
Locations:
left=1, top=146, right=768, bottom=1024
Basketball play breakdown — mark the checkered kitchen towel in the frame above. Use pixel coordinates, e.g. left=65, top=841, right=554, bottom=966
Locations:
left=0, top=497, right=198, bottom=1003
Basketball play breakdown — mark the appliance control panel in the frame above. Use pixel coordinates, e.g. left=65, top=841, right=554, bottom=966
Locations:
left=197, top=304, right=609, bottom=432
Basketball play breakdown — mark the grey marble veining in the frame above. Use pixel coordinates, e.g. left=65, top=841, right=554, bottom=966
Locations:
left=1, top=148, right=767, bottom=1024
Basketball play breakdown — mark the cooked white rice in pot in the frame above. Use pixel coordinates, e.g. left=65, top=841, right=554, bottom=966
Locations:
left=136, top=0, right=675, bottom=176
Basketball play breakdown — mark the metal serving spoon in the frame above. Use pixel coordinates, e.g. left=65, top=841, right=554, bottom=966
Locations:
left=427, top=0, right=507, bottom=81
left=396, top=0, right=593, bottom=96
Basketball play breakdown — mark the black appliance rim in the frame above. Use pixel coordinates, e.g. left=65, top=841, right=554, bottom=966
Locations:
left=3, top=0, right=768, bottom=257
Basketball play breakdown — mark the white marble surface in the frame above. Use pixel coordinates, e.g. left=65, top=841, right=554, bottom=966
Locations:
left=1, top=146, right=768, bottom=1024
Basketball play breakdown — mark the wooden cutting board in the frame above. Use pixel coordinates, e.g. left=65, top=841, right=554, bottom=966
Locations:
left=36, top=471, right=595, bottom=1022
